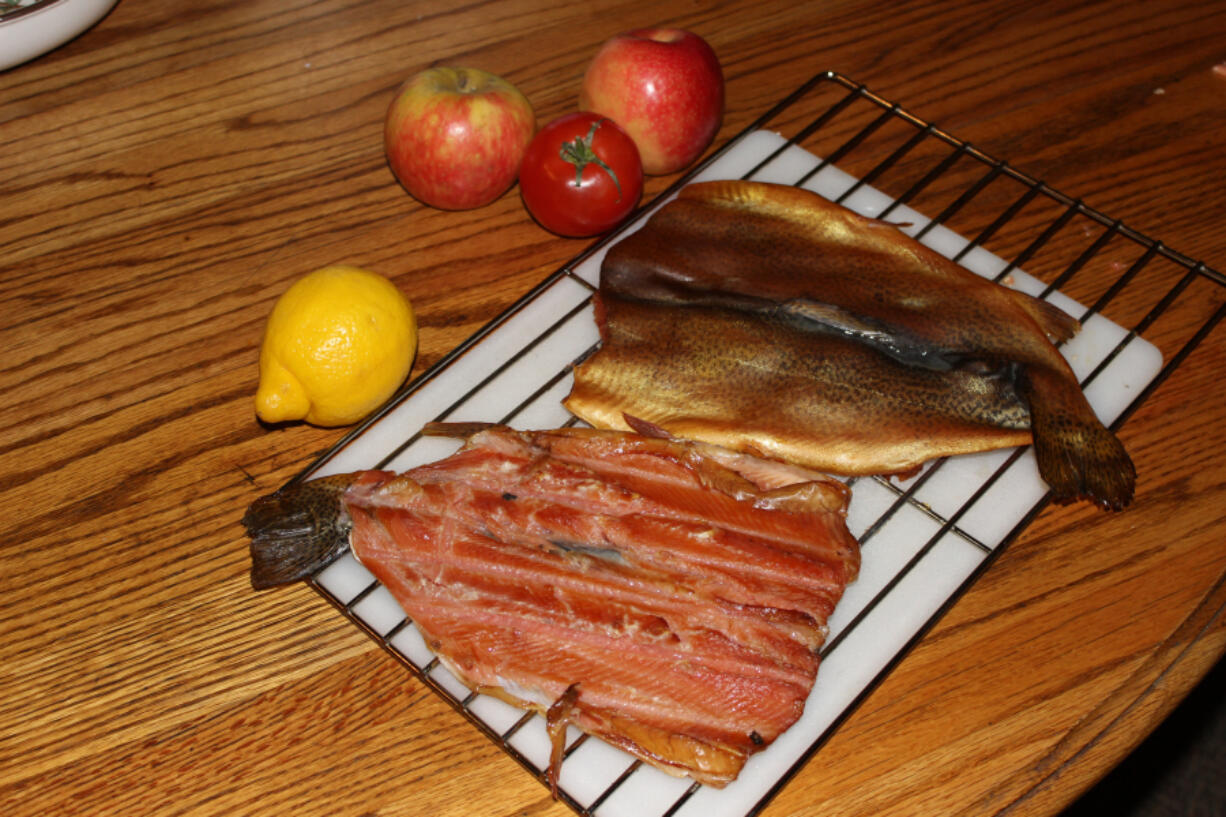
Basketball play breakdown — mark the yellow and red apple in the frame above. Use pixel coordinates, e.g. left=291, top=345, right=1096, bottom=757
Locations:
left=579, top=29, right=724, bottom=176
left=384, top=67, right=536, bottom=210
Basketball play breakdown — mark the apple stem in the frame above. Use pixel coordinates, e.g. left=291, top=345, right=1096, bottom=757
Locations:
left=559, top=120, right=621, bottom=200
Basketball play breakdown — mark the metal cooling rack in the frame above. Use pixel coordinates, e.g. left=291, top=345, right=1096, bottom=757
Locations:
left=286, top=71, right=1226, bottom=817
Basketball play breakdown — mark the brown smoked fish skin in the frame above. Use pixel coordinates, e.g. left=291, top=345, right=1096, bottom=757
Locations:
left=568, top=180, right=1136, bottom=509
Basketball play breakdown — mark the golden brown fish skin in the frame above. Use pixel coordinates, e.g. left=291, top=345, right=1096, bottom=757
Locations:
left=567, top=294, right=1034, bottom=478
left=585, top=180, right=1135, bottom=509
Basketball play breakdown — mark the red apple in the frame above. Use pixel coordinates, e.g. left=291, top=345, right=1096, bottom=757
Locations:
left=579, top=28, right=724, bottom=176
left=384, top=67, right=536, bottom=210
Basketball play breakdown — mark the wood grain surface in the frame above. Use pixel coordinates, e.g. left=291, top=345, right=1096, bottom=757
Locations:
left=2, top=1, right=1225, bottom=815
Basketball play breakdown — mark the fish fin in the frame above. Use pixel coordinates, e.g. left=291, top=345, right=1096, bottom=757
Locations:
left=545, top=683, right=581, bottom=799
left=622, top=413, right=673, bottom=439
left=681, top=180, right=913, bottom=232
left=242, top=474, right=355, bottom=589
left=866, top=217, right=915, bottom=231
left=678, top=179, right=850, bottom=222
left=1022, top=369, right=1136, bottom=510
left=1007, top=290, right=1081, bottom=344
left=677, top=179, right=763, bottom=207
left=422, top=421, right=499, bottom=438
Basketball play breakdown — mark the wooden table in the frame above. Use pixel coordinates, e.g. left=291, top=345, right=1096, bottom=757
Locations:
left=3, top=1, right=1225, bottom=815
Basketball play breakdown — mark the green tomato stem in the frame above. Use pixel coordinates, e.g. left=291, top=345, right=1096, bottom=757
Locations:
left=559, top=120, right=622, bottom=200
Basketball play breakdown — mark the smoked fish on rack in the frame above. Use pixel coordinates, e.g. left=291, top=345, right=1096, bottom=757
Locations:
left=243, top=423, right=860, bottom=789
left=566, top=180, right=1136, bottom=509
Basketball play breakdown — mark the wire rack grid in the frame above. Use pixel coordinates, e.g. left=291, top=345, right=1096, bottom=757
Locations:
left=273, top=71, right=1226, bottom=817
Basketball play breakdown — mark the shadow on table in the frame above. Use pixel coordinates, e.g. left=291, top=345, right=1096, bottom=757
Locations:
left=1061, top=655, right=1226, bottom=817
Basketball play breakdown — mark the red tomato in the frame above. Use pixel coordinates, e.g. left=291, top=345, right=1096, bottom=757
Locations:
left=518, top=112, right=644, bottom=237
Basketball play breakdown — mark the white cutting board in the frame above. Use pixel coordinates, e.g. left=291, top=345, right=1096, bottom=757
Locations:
left=299, top=130, right=1163, bottom=817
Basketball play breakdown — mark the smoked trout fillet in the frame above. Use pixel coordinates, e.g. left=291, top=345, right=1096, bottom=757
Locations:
left=243, top=424, right=860, bottom=788
left=566, top=180, right=1137, bottom=509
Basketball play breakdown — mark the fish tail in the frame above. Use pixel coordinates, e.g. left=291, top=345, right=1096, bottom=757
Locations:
left=1008, top=290, right=1081, bottom=344
left=1022, top=368, right=1136, bottom=510
left=242, top=474, right=355, bottom=589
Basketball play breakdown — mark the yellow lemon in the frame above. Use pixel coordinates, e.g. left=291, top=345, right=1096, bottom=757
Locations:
left=255, top=265, right=417, bottom=427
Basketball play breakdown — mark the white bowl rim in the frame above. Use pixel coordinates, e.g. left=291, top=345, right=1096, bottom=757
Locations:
left=0, top=0, right=71, bottom=26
